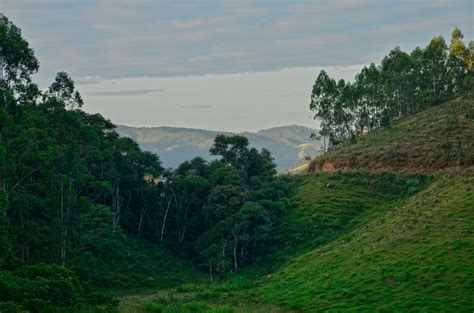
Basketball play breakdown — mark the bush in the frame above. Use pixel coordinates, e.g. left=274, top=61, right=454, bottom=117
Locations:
left=0, top=264, right=116, bottom=312
left=0, top=301, right=27, bottom=313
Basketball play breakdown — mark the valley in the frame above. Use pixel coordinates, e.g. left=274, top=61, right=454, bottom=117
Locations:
left=1, top=9, right=473, bottom=313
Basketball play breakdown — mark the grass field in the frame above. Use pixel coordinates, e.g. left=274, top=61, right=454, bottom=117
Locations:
left=277, top=171, right=428, bottom=257
left=261, top=169, right=474, bottom=312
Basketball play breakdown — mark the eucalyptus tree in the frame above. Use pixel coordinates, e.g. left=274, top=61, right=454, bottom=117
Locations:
left=310, top=70, right=337, bottom=151
left=381, top=47, right=415, bottom=119
left=0, top=14, right=39, bottom=103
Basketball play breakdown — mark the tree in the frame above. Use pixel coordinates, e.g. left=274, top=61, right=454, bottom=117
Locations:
left=310, top=70, right=337, bottom=150
left=0, top=14, right=39, bottom=100
left=447, top=27, right=470, bottom=95
left=422, top=37, right=449, bottom=105
left=355, top=63, right=384, bottom=130
left=210, top=135, right=250, bottom=169
left=246, top=147, right=276, bottom=182
left=382, top=47, right=415, bottom=118
left=450, top=27, right=469, bottom=61
left=46, top=72, right=84, bottom=110
left=226, top=201, right=271, bottom=269
left=469, top=41, right=474, bottom=71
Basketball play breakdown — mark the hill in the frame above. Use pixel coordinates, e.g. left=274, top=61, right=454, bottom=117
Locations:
left=261, top=169, right=473, bottom=311
left=116, top=125, right=321, bottom=171
left=275, top=171, right=428, bottom=257
left=310, top=94, right=474, bottom=173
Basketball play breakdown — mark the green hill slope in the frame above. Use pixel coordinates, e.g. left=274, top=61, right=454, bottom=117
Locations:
left=261, top=169, right=474, bottom=311
left=277, top=172, right=428, bottom=257
left=310, top=94, right=474, bottom=172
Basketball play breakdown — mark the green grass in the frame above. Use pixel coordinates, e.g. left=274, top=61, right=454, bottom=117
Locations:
left=260, top=169, right=474, bottom=312
left=119, top=274, right=289, bottom=313
left=277, top=171, right=428, bottom=258
left=310, top=94, right=474, bottom=172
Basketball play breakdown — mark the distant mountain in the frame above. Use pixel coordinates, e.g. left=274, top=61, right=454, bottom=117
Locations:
left=116, top=125, right=321, bottom=171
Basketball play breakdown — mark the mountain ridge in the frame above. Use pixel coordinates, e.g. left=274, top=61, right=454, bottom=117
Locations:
left=116, top=124, right=321, bottom=171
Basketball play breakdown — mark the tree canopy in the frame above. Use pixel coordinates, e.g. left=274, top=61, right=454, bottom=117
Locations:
left=310, top=27, right=473, bottom=148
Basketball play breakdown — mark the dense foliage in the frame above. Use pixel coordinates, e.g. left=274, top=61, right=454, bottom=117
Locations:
left=156, top=134, right=289, bottom=279
left=310, top=27, right=473, bottom=148
left=0, top=14, right=289, bottom=311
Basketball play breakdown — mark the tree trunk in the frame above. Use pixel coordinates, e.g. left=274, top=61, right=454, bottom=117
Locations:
left=209, top=261, right=213, bottom=282
left=160, top=197, right=173, bottom=242
left=112, top=185, right=122, bottom=231
left=178, top=203, right=190, bottom=242
left=60, top=181, right=65, bottom=266
left=233, top=239, right=238, bottom=269
left=60, top=179, right=72, bottom=267
left=137, top=208, right=146, bottom=234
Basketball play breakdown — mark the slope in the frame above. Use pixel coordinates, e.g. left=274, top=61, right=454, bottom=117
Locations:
left=276, top=171, right=428, bottom=257
left=261, top=169, right=474, bottom=312
left=310, top=94, right=474, bottom=172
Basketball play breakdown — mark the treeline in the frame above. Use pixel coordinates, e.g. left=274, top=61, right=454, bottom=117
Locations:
left=0, top=14, right=289, bottom=311
left=311, top=28, right=473, bottom=148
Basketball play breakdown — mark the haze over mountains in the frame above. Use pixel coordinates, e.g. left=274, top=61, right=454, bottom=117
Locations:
left=116, top=125, right=321, bottom=171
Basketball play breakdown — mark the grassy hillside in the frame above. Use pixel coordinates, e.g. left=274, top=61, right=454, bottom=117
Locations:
left=261, top=169, right=474, bottom=312
left=310, top=94, right=474, bottom=172
left=277, top=172, right=428, bottom=257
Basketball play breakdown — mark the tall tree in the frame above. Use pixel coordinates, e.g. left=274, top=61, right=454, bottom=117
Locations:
left=310, top=70, right=337, bottom=150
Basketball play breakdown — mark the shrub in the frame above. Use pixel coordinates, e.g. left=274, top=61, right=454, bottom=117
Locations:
left=0, top=264, right=116, bottom=312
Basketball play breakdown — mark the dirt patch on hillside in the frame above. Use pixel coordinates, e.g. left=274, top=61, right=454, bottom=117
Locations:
left=315, top=160, right=337, bottom=172
left=309, top=154, right=466, bottom=173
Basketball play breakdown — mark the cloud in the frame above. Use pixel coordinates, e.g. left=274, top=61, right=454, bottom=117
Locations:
left=3, top=0, right=472, bottom=82
left=169, top=17, right=230, bottom=30
left=75, top=76, right=103, bottom=85
left=373, top=20, right=450, bottom=35
left=179, top=105, right=213, bottom=109
left=85, top=88, right=164, bottom=96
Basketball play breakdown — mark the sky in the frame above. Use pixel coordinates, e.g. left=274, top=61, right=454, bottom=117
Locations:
left=2, top=0, right=472, bottom=132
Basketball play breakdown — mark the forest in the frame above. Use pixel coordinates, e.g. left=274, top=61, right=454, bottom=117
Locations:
left=0, top=12, right=473, bottom=312
left=310, top=27, right=473, bottom=149
left=0, top=13, right=293, bottom=312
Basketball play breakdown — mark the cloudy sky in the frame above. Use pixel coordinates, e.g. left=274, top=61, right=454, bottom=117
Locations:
left=2, top=0, right=472, bottom=131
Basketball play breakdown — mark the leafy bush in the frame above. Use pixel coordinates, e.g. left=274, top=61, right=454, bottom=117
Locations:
left=0, top=264, right=116, bottom=312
